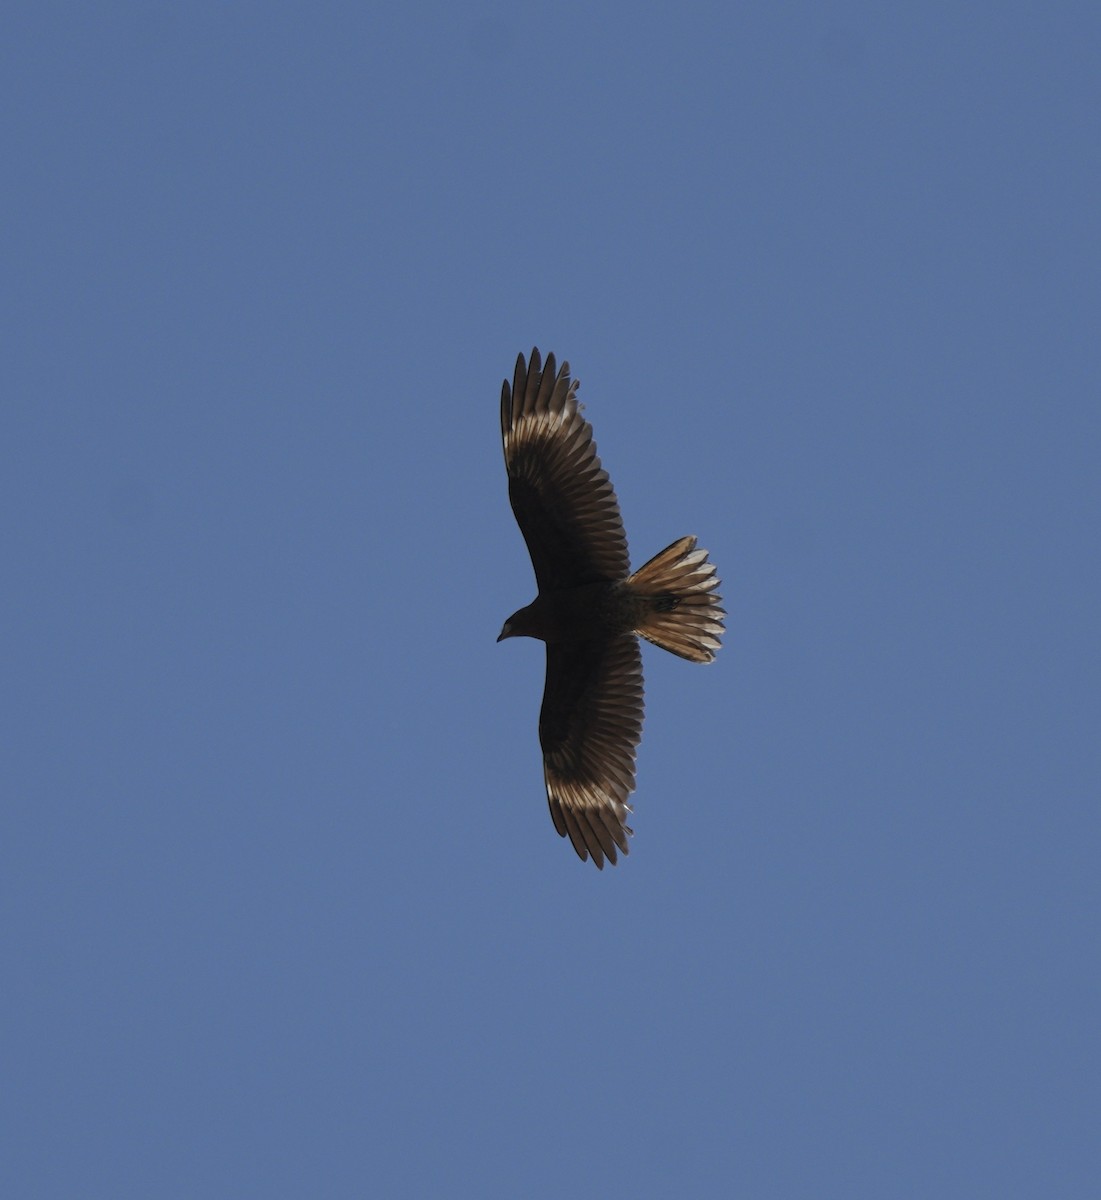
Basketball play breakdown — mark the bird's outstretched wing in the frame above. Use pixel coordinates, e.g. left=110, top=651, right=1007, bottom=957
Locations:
left=501, top=348, right=630, bottom=591
left=540, top=635, right=644, bottom=868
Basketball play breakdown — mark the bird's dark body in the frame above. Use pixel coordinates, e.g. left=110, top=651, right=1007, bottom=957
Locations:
left=501, top=581, right=647, bottom=644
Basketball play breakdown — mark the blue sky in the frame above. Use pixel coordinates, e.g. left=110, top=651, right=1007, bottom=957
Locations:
left=3, top=3, right=1098, bottom=1196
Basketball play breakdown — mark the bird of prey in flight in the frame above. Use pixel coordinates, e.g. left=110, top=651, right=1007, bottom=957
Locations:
left=498, top=349, right=724, bottom=868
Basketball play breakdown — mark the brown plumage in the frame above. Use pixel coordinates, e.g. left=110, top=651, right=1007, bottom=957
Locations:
left=498, top=348, right=724, bottom=868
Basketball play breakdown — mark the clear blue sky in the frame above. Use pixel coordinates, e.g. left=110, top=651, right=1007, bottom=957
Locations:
left=4, top=4, right=1098, bottom=1197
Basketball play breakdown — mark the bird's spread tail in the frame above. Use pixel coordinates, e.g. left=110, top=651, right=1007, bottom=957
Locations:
left=626, top=536, right=724, bottom=663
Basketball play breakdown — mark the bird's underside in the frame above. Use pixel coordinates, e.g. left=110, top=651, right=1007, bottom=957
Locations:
left=499, top=348, right=724, bottom=868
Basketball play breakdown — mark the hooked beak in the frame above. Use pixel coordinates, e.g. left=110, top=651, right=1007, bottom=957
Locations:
left=496, top=622, right=512, bottom=643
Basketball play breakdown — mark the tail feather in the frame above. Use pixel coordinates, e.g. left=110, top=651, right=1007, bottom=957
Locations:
left=626, top=536, right=724, bottom=663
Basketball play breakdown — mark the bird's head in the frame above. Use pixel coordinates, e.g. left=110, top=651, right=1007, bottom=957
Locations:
left=497, top=601, right=543, bottom=643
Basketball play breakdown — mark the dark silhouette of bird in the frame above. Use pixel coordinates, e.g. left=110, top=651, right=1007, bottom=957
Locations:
left=498, top=348, right=724, bottom=868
